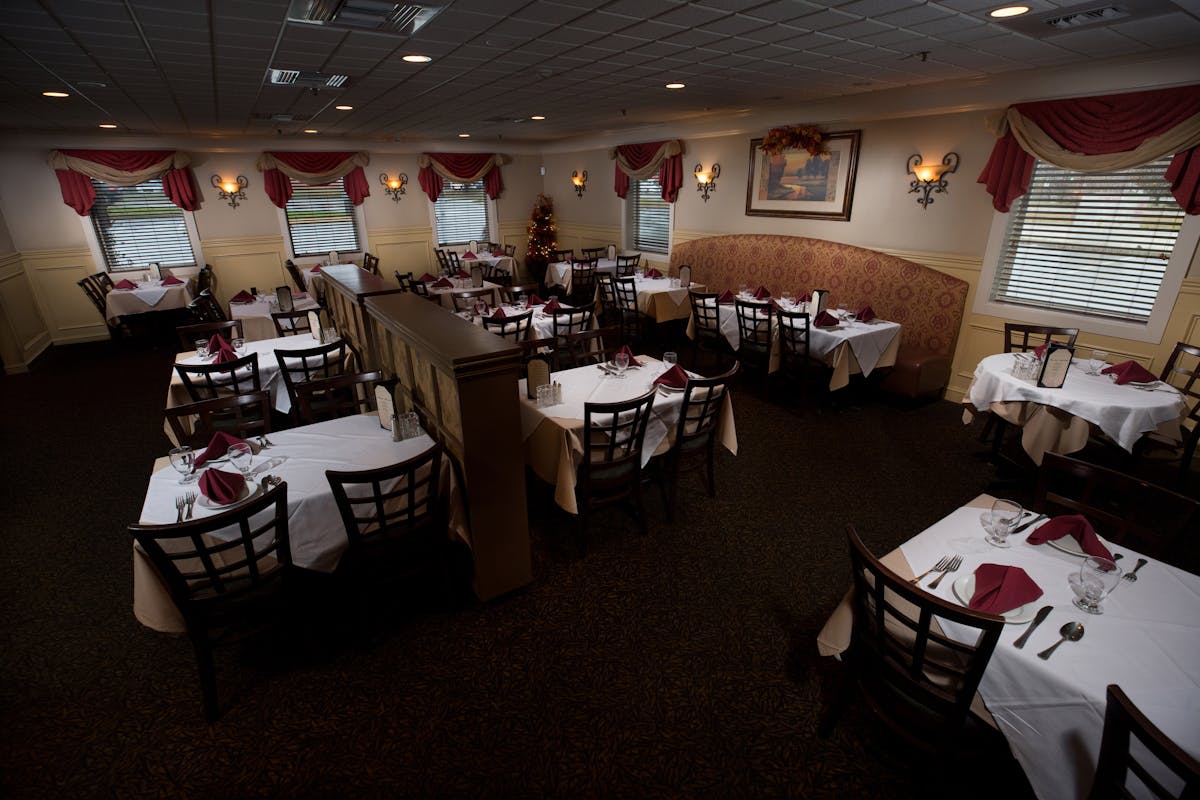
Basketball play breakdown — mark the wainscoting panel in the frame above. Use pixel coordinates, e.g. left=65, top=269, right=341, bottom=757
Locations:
left=200, top=235, right=289, bottom=309
left=0, top=253, right=52, bottom=370
left=21, top=246, right=107, bottom=344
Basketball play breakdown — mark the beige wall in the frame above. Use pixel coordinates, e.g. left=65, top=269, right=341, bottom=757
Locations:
left=0, top=200, right=52, bottom=372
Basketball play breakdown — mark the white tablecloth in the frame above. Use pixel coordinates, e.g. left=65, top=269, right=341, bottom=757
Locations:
left=105, top=281, right=193, bottom=322
left=475, top=302, right=581, bottom=340
left=462, top=254, right=515, bottom=276
left=897, top=505, right=1200, bottom=800
left=426, top=280, right=503, bottom=311
left=547, top=259, right=618, bottom=291
left=230, top=294, right=321, bottom=341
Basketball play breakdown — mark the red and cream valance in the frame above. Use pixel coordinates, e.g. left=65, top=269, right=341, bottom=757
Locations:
left=417, top=153, right=506, bottom=202
left=977, top=85, right=1200, bottom=215
left=255, top=151, right=371, bottom=208
left=611, top=140, right=684, bottom=203
left=48, top=149, right=199, bottom=216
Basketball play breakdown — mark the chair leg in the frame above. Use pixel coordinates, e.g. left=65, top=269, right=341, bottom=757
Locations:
left=189, top=633, right=220, bottom=723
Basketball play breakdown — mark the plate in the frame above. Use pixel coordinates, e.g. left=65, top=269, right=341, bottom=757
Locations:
left=1128, top=380, right=1159, bottom=388
left=197, top=478, right=259, bottom=509
left=951, top=575, right=1037, bottom=624
left=655, top=382, right=687, bottom=393
left=1044, top=531, right=1114, bottom=558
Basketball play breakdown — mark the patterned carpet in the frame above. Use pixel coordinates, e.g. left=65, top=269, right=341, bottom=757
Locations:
left=0, top=339, right=1036, bottom=799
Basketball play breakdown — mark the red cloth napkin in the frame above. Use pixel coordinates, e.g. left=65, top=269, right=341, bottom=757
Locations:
left=813, top=310, right=839, bottom=327
left=491, top=307, right=507, bottom=319
left=194, top=431, right=251, bottom=468
left=857, top=304, right=875, bottom=322
left=114, top=279, right=138, bottom=290
left=644, top=268, right=663, bottom=278
left=161, top=275, right=184, bottom=286
left=205, top=333, right=231, bottom=353
left=491, top=249, right=504, bottom=257
left=969, top=564, right=1044, bottom=615
left=311, top=265, right=321, bottom=272
left=1033, top=342, right=1049, bottom=359
left=615, top=344, right=641, bottom=368
left=798, top=292, right=812, bottom=302
left=198, top=469, right=246, bottom=505
left=752, top=285, right=771, bottom=299
left=229, top=290, right=254, bottom=303
left=526, top=294, right=546, bottom=307
left=543, top=298, right=562, bottom=312
left=653, top=364, right=689, bottom=388
left=1026, top=514, right=1114, bottom=560
left=1102, top=360, right=1158, bottom=385
left=456, top=269, right=471, bottom=279
left=717, top=289, right=736, bottom=304
left=473, top=301, right=490, bottom=315
left=419, top=273, right=436, bottom=282
left=432, top=278, right=453, bottom=288
left=462, top=251, right=477, bottom=260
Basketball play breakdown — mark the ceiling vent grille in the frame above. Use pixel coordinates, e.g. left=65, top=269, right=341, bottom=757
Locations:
left=1045, top=5, right=1130, bottom=29
left=287, top=0, right=443, bottom=35
left=991, top=0, right=1173, bottom=38
left=269, top=69, right=349, bottom=89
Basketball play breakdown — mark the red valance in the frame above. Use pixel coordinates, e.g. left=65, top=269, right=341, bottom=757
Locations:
left=417, top=153, right=504, bottom=202
left=48, top=149, right=198, bottom=216
left=611, top=140, right=684, bottom=203
left=977, top=85, right=1200, bottom=215
left=255, top=151, right=371, bottom=208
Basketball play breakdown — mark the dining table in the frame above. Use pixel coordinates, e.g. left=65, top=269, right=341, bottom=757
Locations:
left=519, top=357, right=738, bottom=513
left=962, top=352, right=1187, bottom=465
left=133, top=413, right=468, bottom=634
left=817, top=493, right=1200, bottom=800
left=424, top=278, right=504, bottom=311
left=470, top=300, right=594, bottom=340
left=229, top=292, right=321, bottom=341
left=460, top=252, right=515, bottom=279
left=105, top=278, right=194, bottom=323
left=547, top=258, right=618, bottom=292
left=624, top=275, right=705, bottom=323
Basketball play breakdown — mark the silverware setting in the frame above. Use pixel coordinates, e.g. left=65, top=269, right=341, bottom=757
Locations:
left=1013, top=513, right=1048, bottom=535
left=1123, top=557, right=1148, bottom=582
left=1037, top=621, right=1085, bottom=660
left=1014, top=605, right=1053, bottom=649
left=185, top=491, right=196, bottom=520
left=258, top=434, right=274, bottom=448
left=910, top=554, right=951, bottom=584
left=174, top=496, right=185, bottom=523
left=927, top=554, right=962, bottom=589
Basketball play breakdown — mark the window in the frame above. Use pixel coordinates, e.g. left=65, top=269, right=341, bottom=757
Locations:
left=628, top=177, right=671, bottom=254
left=989, top=157, right=1186, bottom=324
left=284, top=178, right=361, bottom=256
left=89, top=179, right=196, bottom=271
left=433, top=180, right=492, bottom=245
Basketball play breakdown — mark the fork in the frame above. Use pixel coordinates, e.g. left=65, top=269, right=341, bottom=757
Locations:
left=927, top=554, right=963, bottom=589
left=175, top=496, right=186, bottom=523
left=185, top=491, right=197, bottom=520
left=1123, top=557, right=1148, bottom=582
left=910, top=555, right=951, bottom=584
left=258, top=434, right=274, bottom=448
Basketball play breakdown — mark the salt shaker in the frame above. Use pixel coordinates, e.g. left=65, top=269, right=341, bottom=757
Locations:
left=553, top=382, right=563, bottom=405
left=391, top=411, right=401, bottom=442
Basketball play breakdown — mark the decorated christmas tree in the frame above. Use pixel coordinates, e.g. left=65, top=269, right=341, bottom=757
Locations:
left=524, top=193, right=557, bottom=285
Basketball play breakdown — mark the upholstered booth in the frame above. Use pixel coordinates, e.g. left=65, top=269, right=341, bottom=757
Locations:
left=668, top=235, right=968, bottom=397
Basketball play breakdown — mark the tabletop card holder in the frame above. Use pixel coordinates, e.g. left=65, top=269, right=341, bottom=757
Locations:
left=470, top=265, right=484, bottom=288
left=276, top=285, right=294, bottom=312
left=1037, top=344, right=1074, bottom=388
left=469, top=240, right=479, bottom=254
left=308, top=310, right=322, bottom=341
left=375, top=384, right=396, bottom=430
left=526, top=357, right=551, bottom=400
left=148, top=262, right=162, bottom=280
left=607, top=244, right=617, bottom=261
left=810, top=289, right=829, bottom=316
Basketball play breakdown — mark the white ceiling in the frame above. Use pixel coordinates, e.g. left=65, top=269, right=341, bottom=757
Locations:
left=1, top=0, right=1198, bottom=146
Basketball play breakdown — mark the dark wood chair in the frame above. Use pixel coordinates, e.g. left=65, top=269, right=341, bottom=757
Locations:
left=615, top=254, right=640, bottom=276
left=734, top=298, right=774, bottom=394
left=1035, top=452, right=1200, bottom=571
left=94, top=271, right=115, bottom=292
left=78, top=274, right=127, bottom=339
left=362, top=252, right=380, bottom=275
left=569, top=260, right=598, bottom=307
left=411, top=280, right=433, bottom=299
left=550, top=249, right=574, bottom=264
left=565, top=326, right=620, bottom=367
left=657, top=362, right=738, bottom=520
left=827, top=524, right=1005, bottom=755
left=175, top=353, right=262, bottom=402
left=294, top=370, right=382, bottom=425
left=129, top=482, right=292, bottom=722
left=577, top=388, right=657, bottom=554
left=550, top=307, right=594, bottom=369
left=503, top=283, right=540, bottom=304
left=433, top=249, right=451, bottom=273
left=271, top=309, right=318, bottom=337
left=503, top=243, right=516, bottom=258
left=393, top=270, right=413, bottom=291
left=1004, top=323, right=1080, bottom=353
left=1089, top=683, right=1200, bottom=799
left=189, top=290, right=228, bottom=323
left=581, top=246, right=606, bottom=261
left=1133, top=341, right=1200, bottom=492
left=446, top=251, right=462, bottom=271
left=274, top=339, right=353, bottom=410
left=285, top=259, right=306, bottom=292
left=596, top=273, right=618, bottom=324
left=176, top=320, right=243, bottom=351
left=450, top=287, right=493, bottom=313
left=481, top=309, right=533, bottom=342
left=776, top=307, right=812, bottom=399
left=612, top=275, right=643, bottom=346
left=164, top=390, right=272, bottom=449
left=688, top=290, right=725, bottom=369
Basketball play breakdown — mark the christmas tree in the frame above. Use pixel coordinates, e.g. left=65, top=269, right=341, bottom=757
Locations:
left=524, top=193, right=557, bottom=286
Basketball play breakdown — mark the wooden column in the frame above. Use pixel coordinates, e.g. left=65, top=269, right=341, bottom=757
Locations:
left=317, top=265, right=404, bottom=370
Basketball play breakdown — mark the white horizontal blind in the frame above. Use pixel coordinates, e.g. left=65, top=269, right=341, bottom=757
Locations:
left=991, top=157, right=1185, bottom=323
left=434, top=180, right=491, bottom=245
left=89, top=179, right=196, bottom=271
left=285, top=179, right=360, bottom=256
left=631, top=177, right=670, bottom=254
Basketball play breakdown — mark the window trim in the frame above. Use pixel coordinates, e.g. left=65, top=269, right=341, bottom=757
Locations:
left=277, top=179, right=366, bottom=261
left=975, top=198, right=1200, bottom=345
left=622, top=177, right=674, bottom=257
left=79, top=189, right=205, bottom=275
left=427, top=180, right=498, bottom=247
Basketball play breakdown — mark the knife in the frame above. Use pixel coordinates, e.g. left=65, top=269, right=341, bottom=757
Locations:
left=1013, top=605, right=1053, bottom=649
left=1013, top=513, right=1048, bottom=535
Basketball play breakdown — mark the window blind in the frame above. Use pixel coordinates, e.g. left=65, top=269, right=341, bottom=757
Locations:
left=284, top=179, right=361, bottom=256
left=434, top=180, right=491, bottom=245
left=631, top=177, right=670, bottom=254
left=990, top=157, right=1185, bottom=323
left=89, top=179, right=196, bottom=271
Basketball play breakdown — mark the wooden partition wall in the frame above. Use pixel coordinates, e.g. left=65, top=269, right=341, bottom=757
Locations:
left=363, top=292, right=532, bottom=600
left=318, top=265, right=404, bottom=368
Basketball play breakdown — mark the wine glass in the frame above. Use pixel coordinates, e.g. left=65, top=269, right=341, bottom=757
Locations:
left=614, top=351, right=630, bottom=379
left=662, top=351, right=678, bottom=366
left=983, top=498, right=1023, bottom=548
left=232, top=337, right=246, bottom=356
left=1069, top=556, right=1123, bottom=614
left=169, top=447, right=196, bottom=484
left=227, top=443, right=253, bottom=477
left=1089, top=349, right=1109, bottom=375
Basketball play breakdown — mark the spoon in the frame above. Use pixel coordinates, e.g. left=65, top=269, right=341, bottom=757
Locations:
left=1037, top=622, right=1085, bottom=660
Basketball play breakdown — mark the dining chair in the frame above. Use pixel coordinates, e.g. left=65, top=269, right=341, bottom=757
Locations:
left=550, top=307, right=594, bottom=368
left=615, top=254, right=640, bottom=276
left=176, top=353, right=262, bottom=402
left=687, top=290, right=724, bottom=370
left=569, top=260, right=598, bottom=307
left=503, top=243, right=516, bottom=258
left=581, top=246, right=606, bottom=261
left=734, top=298, right=774, bottom=394
left=481, top=310, right=533, bottom=343
left=550, top=249, right=575, bottom=264
left=271, top=309, right=317, bottom=337
left=176, top=320, right=243, bottom=351
left=825, top=524, right=1005, bottom=756
left=410, top=280, right=433, bottom=299
left=576, top=388, right=657, bottom=555
left=446, top=251, right=462, bottom=271
left=285, top=260, right=306, bottom=293
left=294, top=370, right=382, bottom=424
left=433, top=249, right=451, bottom=273
left=393, top=270, right=412, bottom=291
left=164, top=389, right=272, bottom=448
left=1089, top=683, right=1200, bottom=799
left=274, top=339, right=353, bottom=410
left=1131, top=341, right=1200, bottom=493
left=1003, top=323, right=1080, bottom=353
left=94, top=271, right=115, bottom=292
left=451, top=287, right=494, bottom=313
left=656, top=362, right=738, bottom=521
left=362, top=252, right=380, bottom=276
left=189, top=290, right=228, bottom=323
left=503, top=283, right=540, bottom=305
left=129, top=481, right=292, bottom=722
left=776, top=307, right=812, bottom=400
left=1035, top=451, right=1200, bottom=572
left=612, top=275, right=643, bottom=346
left=78, top=274, right=127, bottom=340
left=596, top=273, right=618, bottom=324
left=565, top=326, right=620, bottom=367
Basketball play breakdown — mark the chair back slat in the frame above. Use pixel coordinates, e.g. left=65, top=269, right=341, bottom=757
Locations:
left=176, top=353, right=262, bottom=402
left=165, top=390, right=272, bottom=448
left=326, top=444, right=444, bottom=550
left=677, top=363, right=737, bottom=442
left=294, top=370, right=382, bottom=424
left=482, top=310, right=533, bottom=343
left=1003, top=323, right=1079, bottom=353
left=581, top=389, right=656, bottom=501
left=735, top=299, right=773, bottom=349
left=275, top=339, right=351, bottom=407
left=362, top=252, right=380, bottom=275
left=1091, top=683, right=1200, bottom=800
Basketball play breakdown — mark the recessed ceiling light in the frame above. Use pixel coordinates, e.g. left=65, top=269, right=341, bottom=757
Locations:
left=42, top=91, right=69, bottom=98
left=989, top=5, right=1030, bottom=17
left=303, top=129, right=319, bottom=134
left=530, top=115, right=545, bottom=120
left=98, top=123, right=117, bottom=129
left=458, top=133, right=470, bottom=138
left=402, top=54, right=432, bottom=63
left=665, top=82, right=686, bottom=90
left=335, top=104, right=353, bottom=111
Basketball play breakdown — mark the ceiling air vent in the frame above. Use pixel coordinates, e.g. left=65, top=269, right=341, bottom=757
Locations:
left=990, top=0, right=1173, bottom=38
left=287, top=0, right=443, bottom=35
left=269, top=69, right=349, bottom=89
left=1045, top=5, right=1130, bottom=29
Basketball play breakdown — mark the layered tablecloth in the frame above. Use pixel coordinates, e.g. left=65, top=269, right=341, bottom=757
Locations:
left=461, top=254, right=515, bottom=278
left=547, top=259, right=618, bottom=292
left=230, top=293, right=321, bottom=341
left=105, top=280, right=193, bottom=322
left=962, top=353, right=1186, bottom=464
left=472, top=302, right=590, bottom=340
left=426, top=280, right=503, bottom=311
left=627, top=276, right=704, bottom=323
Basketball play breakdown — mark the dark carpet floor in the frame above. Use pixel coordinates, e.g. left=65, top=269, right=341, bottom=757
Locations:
left=0, top=339, right=1039, bottom=799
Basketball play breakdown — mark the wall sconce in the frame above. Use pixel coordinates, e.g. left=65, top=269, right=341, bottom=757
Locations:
left=211, top=175, right=247, bottom=209
left=906, top=152, right=959, bottom=209
left=694, top=163, right=720, bottom=202
left=571, top=170, right=587, bottom=198
left=379, top=172, right=408, bottom=202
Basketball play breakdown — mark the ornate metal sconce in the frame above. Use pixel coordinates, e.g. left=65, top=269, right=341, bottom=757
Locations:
left=211, top=175, right=247, bottom=209
left=694, top=163, right=720, bottom=202
left=571, top=170, right=587, bottom=198
left=380, top=172, right=408, bottom=202
left=906, top=152, right=959, bottom=209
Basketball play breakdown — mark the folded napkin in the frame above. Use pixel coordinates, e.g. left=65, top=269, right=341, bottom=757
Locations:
left=857, top=304, right=875, bottom=322
left=798, top=292, right=812, bottom=302
left=491, top=307, right=507, bottom=319
left=419, top=273, right=437, bottom=282
left=653, top=364, right=689, bottom=389
left=456, top=269, right=471, bottom=279
left=229, top=290, right=254, bottom=304
left=969, top=564, right=1044, bottom=615
left=644, top=268, right=663, bottom=279
left=491, top=249, right=504, bottom=257
left=717, top=289, right=736, bottom=304
left=525, top=294, right=546, bottom=307
left=462, top=251, right=477, bottom=260
left=114, top=278, right=138, bottom=290
left=311, top=265, right=321, bottom=272
left=615, top=344, right=641, bottom=368
left=1026, top=514, right=1114, bottom=560
left=473, top=301, right=490, bottom=315
left=194, top=431, right=253, bottom=468
left=161, top=275, right=184, bottom=286
left=813, top=310, right=839, bottom=328
left=753, top=285, right=771, bottom=299
left=1033, top=342, right=1049, bottom=359
left=1102, top=360, right=1158, bottom=385
left=198, top=468, right=246, bottom=505
left=206, top=333, right=232, bottom=354
left=543, top=298, right=562, bottom=312
left=431, top=278, right=453, bottom=288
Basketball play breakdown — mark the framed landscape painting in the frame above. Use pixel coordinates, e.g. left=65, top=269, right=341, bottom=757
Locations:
left=745, top=130, right=861, bottom=221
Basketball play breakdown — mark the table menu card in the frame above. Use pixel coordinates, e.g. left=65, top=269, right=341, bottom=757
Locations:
left=1037, top=344, right=1073, bottom=388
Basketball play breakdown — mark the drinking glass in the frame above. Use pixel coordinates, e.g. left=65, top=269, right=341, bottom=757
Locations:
left=1089, top=349, right=1109, bottom=375
left=232, top=337, right=246, bottom=356
left=983, top=498, right=1023, bottom=548
left=169, top=446, right=196, bottom=484
left=227, top=443, right=253, bottom=477
left=194, top=339, right=208, bottom=360
left=1069, top=556, right=1123, bottom=614
left=663, top=351, right=678, bottom=366
left=614, top=352, right=630, bottom=379
left=400, top=411, right=422, bottom=440
left=536, top=384, right=554, bottom=408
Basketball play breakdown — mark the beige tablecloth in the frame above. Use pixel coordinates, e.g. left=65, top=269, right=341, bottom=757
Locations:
left=105, top=282, right=193, bottom=322
left=427, top=281, right=503, bottom=311
left=230, top=294, right=321, bottom=341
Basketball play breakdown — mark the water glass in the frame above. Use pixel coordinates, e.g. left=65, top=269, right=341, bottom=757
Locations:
left=232, top=337, right=246, bottom=356
left=1069, top=556, right=1123, bottom=614
left=169, top=446, right=196, bottom=484
left=614, top=352, right=630, bottom=379
left=663, top=351, right=678, bottom=366
left=983, top=498, right=1023, bottom=548
left=536, top=383, right=554, bottom=408
left=194, top=339, right=208, bottom=360
left=400, top=411, right=422, bottom=440
left=1089, top=349, right=1109, bottom=375
left=227, top=442, right=253, bottom=477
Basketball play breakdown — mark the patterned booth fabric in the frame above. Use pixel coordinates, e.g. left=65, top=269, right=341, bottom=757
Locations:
left=668, top=234, right=968, bottom=397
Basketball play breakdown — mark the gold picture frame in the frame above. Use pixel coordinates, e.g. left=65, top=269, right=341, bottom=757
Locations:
left=745, top=130, right=861, bottom=221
